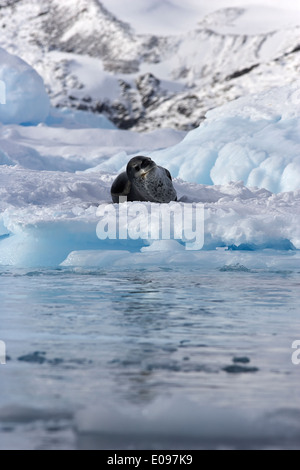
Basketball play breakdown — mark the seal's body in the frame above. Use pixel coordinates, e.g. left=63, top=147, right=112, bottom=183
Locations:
left=111, top=156, right=177, bottom=203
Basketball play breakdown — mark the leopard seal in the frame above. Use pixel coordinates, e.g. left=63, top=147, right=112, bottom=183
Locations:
left=111, top=156, right=177, bottom=203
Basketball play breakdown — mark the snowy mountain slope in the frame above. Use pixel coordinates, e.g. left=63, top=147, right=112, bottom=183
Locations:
left=43, top=0, right=142, bottom=71
left=0, top=0, right=300, bottom=130
left=100, top=0, right=300, bottom=35
left=0, top=0, right=165, bottom=71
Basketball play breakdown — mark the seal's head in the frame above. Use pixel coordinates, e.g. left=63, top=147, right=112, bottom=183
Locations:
left=127, top=156, right=156, bottom=182
left=125, top=155, right=177, bottom=203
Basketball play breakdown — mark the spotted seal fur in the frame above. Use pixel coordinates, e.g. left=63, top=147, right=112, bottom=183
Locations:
left=111, top=156, right=177, bottom=203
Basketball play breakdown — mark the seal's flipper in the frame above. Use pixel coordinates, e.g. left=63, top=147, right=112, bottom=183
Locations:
left=111, top=172, right=131, bottom=203
left=164, top=168, right=173, bottom=181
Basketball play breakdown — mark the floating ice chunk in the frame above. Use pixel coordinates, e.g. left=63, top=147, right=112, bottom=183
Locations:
left=61, top=250, right=131, bottom=268
left=76, top=392, right=300, bottom=449
left=141, top=240, right=185, bottom=252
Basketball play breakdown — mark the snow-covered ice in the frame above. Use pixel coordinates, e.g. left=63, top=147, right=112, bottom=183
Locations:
left=0, top=50, right=299, bottom=267
left=0, top=163, right=299, bottom=266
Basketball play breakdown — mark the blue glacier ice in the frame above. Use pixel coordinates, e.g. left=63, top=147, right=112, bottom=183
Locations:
left=0, top=48, right=50, bottom=125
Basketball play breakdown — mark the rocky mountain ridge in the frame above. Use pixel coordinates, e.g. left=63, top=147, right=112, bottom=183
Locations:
left=0, top=0, right=299, bottom=131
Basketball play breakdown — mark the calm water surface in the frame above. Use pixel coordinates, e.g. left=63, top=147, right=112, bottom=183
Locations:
left=0, top=264, right=299, bottom=449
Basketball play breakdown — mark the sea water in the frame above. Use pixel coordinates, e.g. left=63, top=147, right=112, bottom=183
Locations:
left=0, top=259, right=299, bottom=450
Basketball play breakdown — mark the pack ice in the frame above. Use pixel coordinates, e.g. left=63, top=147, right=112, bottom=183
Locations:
left=0, top=48, right=299, bottom=267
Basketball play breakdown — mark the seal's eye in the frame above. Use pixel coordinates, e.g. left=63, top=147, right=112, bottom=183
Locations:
left=134, top=165, right=140, bottom=171
left=141, top=159, right=151, bottom=169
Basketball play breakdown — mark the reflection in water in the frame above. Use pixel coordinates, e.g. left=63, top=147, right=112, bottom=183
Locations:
left=0, top=266, right=299, bottom=448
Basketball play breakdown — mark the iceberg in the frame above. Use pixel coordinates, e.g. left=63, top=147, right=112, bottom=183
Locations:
left=0, top=48, right=50, bottom=125
left=0, top=166, right=299, bottom=267
left=91, top=84, right=300, bottom=194
left=148, top=85, right=300, bottom=193
left=0, top=76, right=299, bottom=267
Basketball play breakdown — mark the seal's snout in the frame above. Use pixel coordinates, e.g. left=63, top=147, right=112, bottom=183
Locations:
left=141, top=158, right=156, bottom=177
left=127, top=156, right=156, bottom=178
left=141, top=158, right=154, bottom=169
